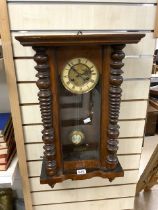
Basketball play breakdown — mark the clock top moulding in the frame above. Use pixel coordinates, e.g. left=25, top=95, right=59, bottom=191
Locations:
left=16, top=33, right=145, bottom=46
left=16, top=33, right=145, bottom=188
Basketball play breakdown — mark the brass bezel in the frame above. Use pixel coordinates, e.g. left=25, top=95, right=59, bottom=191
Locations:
left=61, top=57, right=99, bottom=94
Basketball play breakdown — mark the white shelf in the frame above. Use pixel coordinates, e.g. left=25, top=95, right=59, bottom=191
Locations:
left=0, top=155, right=18, bottom=185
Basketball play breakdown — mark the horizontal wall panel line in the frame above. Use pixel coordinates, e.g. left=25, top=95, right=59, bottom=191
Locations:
left=7, top=2, right=157, bottom=6
left=25, top=159, right=143, bottom=164
left=22, top=119, right=146, bottom=126
left=32, top=192, right=135, bottom=205
left=26, top=155, right=142, bottom=162
left=24, top=138, right=143, bottom=144
left=19, top=99, right=148, bottom=106
left=123, top=78, right=150, bottom=81
left=23, top=123, right=42, bottom=126
left=12, top=30, right=154, bottom=33
left=121, top=99, right=148, bottom=102
left=13, top=55, right=154, bottom=60
left=31, top=183, right=136, bottom=204
left=118, top=136, right=144, bottom=139
left=29, top=168, right=139, bottom=177
left=28, top=168, right=139, bottom=178
left=25, top=142, right=43, bottom=145
left=16, top=78, right=151, bottom=84
left=14, top=56, right=33, bottom=59
left=31, top=183, right=138, bottom=193
left=29, top=169, right=139, bottom=190
left=118, top=118, right=146, bottom=121
left=118, top=153, right=141, bottom=156
left=17, top=81, right=36, bottom=84
left=14, top=56, right=153, bottom=62
left=32, top=196, right=134, bottom=207
left=31, top=197, right=135, bottom=210
left=7, top=0, right=157, bottom=3
left=24, top=136, right=144, bottom=144
left=27, top=156, right=141, bottom=177
left=26, top=154, right=142, bottom=162
left=7, top=1, right=157, bottom=5
left=28, top=169, right=139, bottom=178
left=20, top=103, right=39, bottom=106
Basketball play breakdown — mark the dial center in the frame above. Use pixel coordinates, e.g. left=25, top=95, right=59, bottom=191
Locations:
left=69, top=63, right=91, bottom=87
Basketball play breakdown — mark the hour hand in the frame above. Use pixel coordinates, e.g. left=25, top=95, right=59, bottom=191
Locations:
left=71, top=66, right=79, bottom=76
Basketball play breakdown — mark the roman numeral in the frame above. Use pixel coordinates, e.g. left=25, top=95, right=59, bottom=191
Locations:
left=66, top=81, right=70, bottom=85
left=90, top=79, right=95, bottom=83
left=68, top=62, right=73, bottom=67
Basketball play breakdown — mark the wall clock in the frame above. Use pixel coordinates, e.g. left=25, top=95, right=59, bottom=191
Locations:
left=16, top=34, right=145, bottom=187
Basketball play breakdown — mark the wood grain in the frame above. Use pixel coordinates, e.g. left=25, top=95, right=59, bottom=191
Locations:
left=8, top=4, right=156, bottom=30
left=15, top=34, right=145, bottom=46
left=0, top=1, right=32, bottom=210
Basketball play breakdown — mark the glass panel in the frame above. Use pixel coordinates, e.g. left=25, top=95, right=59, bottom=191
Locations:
left=59, top=80, right=101, bottom=161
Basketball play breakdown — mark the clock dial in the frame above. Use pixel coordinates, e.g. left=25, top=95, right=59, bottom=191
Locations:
left=69, top=130, right=85, bottom=145
left=61, top=58, right=99, bottom=94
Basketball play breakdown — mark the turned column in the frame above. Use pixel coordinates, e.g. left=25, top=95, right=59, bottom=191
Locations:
left=33, top=47, right=57, bottom=176
left=106, top=44, right=125, bottom=169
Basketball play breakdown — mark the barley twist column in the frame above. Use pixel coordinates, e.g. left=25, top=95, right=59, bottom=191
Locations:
left=106, top=44, right=125, bottom=169
left=33, top=46, right=57, bottom=176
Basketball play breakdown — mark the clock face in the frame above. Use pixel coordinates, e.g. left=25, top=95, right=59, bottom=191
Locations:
left=61, top=58, right=99, bottom=94
left=69, top=130, right=85, bottom=145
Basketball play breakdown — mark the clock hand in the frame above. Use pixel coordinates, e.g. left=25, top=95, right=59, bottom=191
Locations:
left=71, top=66, right=80, bottom=76
left=71, top=66, right=87, bottom=80
left=71, top=66, right=90, bottom=81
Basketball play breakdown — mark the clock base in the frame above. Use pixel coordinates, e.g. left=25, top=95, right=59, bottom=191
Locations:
left=40, top=160, right=124, bottom=188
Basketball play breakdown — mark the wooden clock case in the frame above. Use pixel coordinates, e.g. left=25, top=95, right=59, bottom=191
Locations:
left=16, top=34, right=145, bottom=187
